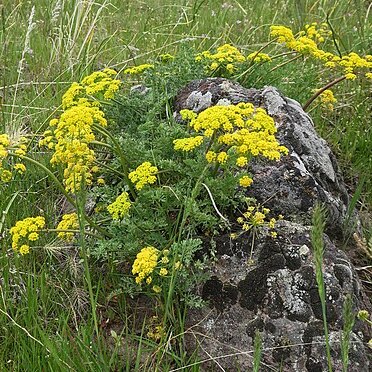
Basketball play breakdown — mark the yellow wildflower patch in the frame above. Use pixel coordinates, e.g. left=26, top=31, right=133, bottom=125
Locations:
left=129, top=162, right=158, bottom=190
left=107, top=192, right=131, bottom=220
left=270, top=24, right=372, bottom=80
left=56, top=213, right=79, bottom=242
left=124, top=64, right=154, bottom=75
left=10, top=216, right=45, bottom=254
left=132, top=246, right=159, bottom=284
left=196, top=44, right=246, bottom=75
left=247, top=52, right=272, bottom=63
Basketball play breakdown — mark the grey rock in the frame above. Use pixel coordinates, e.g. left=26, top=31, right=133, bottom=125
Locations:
left=173, top=78, right=371, bottom=371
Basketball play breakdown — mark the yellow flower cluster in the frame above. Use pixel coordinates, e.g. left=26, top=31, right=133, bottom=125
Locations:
left=39, top=69, right=121, bottom=192
left=49, top=101, right=106, bottom=192
left=0, top=134, right=11, bottom=182
left=107, top=191, right=131, bottom=220
left=239, top=175, right=253, bottom=188
left=56, top=212, right=79, bottom=242
left=0, top=134, right=28, bottom=182
left=128, top=162, right=158, bottom=190
left=247, top=52, right=272, bottom=63
left=195, top=44, right=246, bottom=74
left=62, top=68, right=121, bottom=109
left=236, top=205, right=282, bottom=238
left=301, top=22, right=331, bottom=44
left=14, top=163, right=26, bottom=174
left=173, top=136, right=204, bottom=152
left=316, top=89, right=337, bottom=111
left=270, top=24, right=372, bottom=80
left=10, top=216, right=45, bottom=255
left=0, top=134, right=10, bottom=156
left=177, top=103, right=288, bottom=160
left=81, top=69, right=121, bottom=101
left=132, top=246, right=159, bottom=284
left=131, top=247, right=180, bottom=292
left=124, top=64, right=154, bottom=75
left=176, top=103, right=288, bottom=188
left=159, top=53, right=175, bottom=63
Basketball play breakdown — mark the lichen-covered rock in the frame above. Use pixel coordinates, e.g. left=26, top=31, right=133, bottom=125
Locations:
left=173, top=78, right=371, bottom=371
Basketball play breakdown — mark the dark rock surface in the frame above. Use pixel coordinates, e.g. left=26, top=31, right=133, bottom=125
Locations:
left=173, top=78, right=372, bottom=371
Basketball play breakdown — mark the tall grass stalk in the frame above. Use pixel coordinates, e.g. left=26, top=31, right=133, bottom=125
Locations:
left=340, top=294, right=355, bottom=372
left=10, top=5, right=35, bottom=128
left=311, top=204, right=333, bottom=372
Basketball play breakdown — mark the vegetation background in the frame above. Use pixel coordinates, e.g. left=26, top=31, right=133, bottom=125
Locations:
left=0, top=0, right=371, bottom=370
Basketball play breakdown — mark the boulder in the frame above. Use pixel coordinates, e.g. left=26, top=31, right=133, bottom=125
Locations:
left=173, top=78, right=372, bottom=371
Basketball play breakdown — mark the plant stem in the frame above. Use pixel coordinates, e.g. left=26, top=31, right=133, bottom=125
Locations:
left=303, top=76, right=346, bottom=111
left=269, top=53, right=302, bottom=72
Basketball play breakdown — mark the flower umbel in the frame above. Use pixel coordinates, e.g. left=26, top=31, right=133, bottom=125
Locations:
left=129, top=162, right=158, bottom=190
left=175, top=103, right=288, bottom=188
left=107, top=192, right=131, bottom=220
left=132, top=246, right=159, bottom=284
left=10, top=216, right=45, bottom=255
left=39, top=69, right=121, bottom=193
left=195, top=44, right=246, bottom=76
left=56, top=212, right=79, bottom=242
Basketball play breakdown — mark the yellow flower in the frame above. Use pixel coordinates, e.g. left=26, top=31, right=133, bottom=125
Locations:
left=315, top=89, right=337, bottom=111
left=269, top=218, right=276, bottom=228
left=56, top=212, right=79, bottom=242
left=81, top=68, right=121, bottom=100
left=159, top=268, right=168, bottom=276
left=0, top=169, right=12, bottom=182
left=0, top=134, right=10, bottom=147
left=19, top=244, right=30, bottom=255
left=28, top=232, right=39, bottom=241
left=345, top=73, right=357, bottom=80
left=97, top=177, right=105, bottom=185
left=216, top=152, right=228, bottom=164
left=236, top=156, right=248, bottom=167
left=239, top=176, right=253, bottom=187
left=161, top=257, right=169, bottom=264
left=173, top=136, right=204, bottom=151
left=206, top=151, right=217, bottom=163
left=107, top=192, right=131, bottom=220
left=180, top=109, right=197, bottom=121
left=129, top=162, right=158, bottom=190
left=132, top=246, right=159, bottom=284
left=357, top=310, right=370, bottom=321
left=237, top=217, right=244, bottom=224
left=124, top=64, right=154, bottom=75
left=196, top=44, right=245, bottom=75
left=39, top=70, right=121, bottom=193
left=10, top=216, right=45, bottom=254
left=252, top=212, right=265, bottom=225
left=247, top=52, right=272, bottom=63
left=270, top=24, right=372, bottom=79
left=14, top=163, right=26, bottom=174
left=159, top=53, right=175, bottom=62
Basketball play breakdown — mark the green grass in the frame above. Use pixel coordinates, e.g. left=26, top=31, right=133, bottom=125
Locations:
left=0, top=0, right=371, bottom=370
